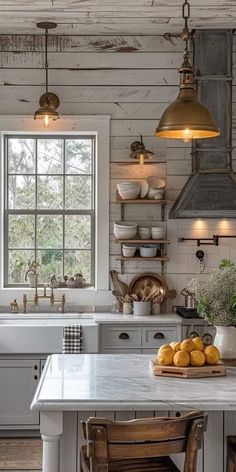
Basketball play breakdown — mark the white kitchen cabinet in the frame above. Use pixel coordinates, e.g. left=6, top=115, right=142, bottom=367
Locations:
left=100, top=324, right=179, bottom=353
left=0, top=359, right=40, bottom=426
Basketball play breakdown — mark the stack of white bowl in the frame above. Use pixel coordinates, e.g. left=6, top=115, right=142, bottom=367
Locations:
left=122, top=244, right=137, bottom=257
left=114, top=221, right=137, bottom=239
left=117, top=181, right=140, bottom=200
left=151, top=227, right=164, bottom=239
left=146, top=176, right=165, bottom=200
left=138, top=226, right=151, bottom=240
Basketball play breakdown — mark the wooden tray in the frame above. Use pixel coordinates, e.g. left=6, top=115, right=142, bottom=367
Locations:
left=149, top=359, right=226, bottom=379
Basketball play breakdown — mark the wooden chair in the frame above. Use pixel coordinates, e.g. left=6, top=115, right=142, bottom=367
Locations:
left=227, top=436, right=236, bottom=471
left=80, top=411, right=207, bottom=472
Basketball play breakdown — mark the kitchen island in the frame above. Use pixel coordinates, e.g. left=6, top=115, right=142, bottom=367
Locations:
left=31, top=354, right=236, bottom=472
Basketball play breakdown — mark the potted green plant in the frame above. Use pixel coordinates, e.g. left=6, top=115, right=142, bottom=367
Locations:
left=187, top=259, right=236, bottom=359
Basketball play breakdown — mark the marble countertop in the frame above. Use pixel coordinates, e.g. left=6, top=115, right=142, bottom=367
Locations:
left=93, top=313, right=183, bottom=324
left=31, top=354, right=236, bottom=412
left=0, top=312, right=209, bottom=326
left=0, top=312, right=183, bottom=325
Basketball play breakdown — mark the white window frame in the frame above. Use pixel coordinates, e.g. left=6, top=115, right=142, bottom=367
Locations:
left=0, top=116, right=110, bottom=306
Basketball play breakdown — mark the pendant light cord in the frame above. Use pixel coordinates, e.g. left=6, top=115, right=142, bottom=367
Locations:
left=45, top=28, right=48, bottom=94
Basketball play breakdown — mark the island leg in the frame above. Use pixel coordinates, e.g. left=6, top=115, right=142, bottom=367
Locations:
left=40, top=412, right=63, bottom=472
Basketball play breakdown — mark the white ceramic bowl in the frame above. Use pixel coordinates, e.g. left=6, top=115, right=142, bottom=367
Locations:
left=147, top=176, right=165, bottom=189
left=138, top=226, right=152, bottom=239
left=140, top=245, right=157, bottom=257
left=151, top=227, right=164, bottom=239
left=114, top=222, right=137, bottom=239
left=118, top=187, right=140, bottom=200
left=114, top=221, right=137, bottom=229
left=122, top=246, right=136, bottom=257
left=147, top=188, right=163, bottom=200
left=140, top=180, right=149, bottom=198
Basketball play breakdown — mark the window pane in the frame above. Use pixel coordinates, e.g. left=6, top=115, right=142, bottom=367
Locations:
left=37, top=139, right=63, bottom=174
left=36, top=250, right=63, bottom=283
left=8, top=215, right=35, bottom=249
left=65, top=215, right=91, bottom=249
left=8, top=138, right=35, bottom=174
left=65, top=139, right=92, bottom=174
left=37, top=215, right=63, bottom=249
left=64, top=250, right=91, bottom=283
left=65, top=176, right=92, bottom=209
left=8, top=249, right=35, bottom=284
left=37, top=176, right=63, bottom=209
left=8, top=175, right=35, bottom=209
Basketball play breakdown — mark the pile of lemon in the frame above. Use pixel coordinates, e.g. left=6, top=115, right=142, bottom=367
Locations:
left=157, top=337, right=220, bottom=367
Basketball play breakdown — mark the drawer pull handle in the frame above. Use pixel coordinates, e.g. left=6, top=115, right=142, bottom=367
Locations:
left=119, top=333, right=130, bottom=340
left=34, top=375, right=38, bottom=380
left=189, top=331, right=199, bottom=339
left=154, top=332, right=165, bottom=340
left=34, top=365, right=38, bottom=370
left=202, top=332, right=213, bottom=345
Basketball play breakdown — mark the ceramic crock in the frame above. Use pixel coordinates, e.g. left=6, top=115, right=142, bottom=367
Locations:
left=214, top=326, right=236, bottom=359
left=133, top=301, right=151, bottom=316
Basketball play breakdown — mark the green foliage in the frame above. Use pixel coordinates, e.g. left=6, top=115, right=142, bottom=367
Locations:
left=190, top=259, right=236, bottom=327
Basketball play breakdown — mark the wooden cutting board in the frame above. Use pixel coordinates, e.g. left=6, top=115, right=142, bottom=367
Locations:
left=150, top=359, right=226, bottom=378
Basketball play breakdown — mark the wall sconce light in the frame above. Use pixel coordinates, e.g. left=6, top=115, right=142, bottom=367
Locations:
left=34, top=22, right=60, bottom=127
left=129, top=135, right=155, bottom=165
left=155, top=0, right=220, bottom=142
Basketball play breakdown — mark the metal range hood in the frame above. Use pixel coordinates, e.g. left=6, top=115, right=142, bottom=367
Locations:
left=169, top=30, right=236, bottom=219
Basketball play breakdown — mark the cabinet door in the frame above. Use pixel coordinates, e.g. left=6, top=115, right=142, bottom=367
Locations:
left=0, top=359, right=40, bottom=426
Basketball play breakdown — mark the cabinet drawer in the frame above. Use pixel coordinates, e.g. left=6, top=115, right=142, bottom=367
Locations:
left=101, top=326, right=141, bottom=348
left=142, top=327, right=177, bottom=348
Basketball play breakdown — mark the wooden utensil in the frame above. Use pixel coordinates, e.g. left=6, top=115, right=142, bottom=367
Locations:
left=110, top=270, right=128, bottom=298
left=141, top=287, right=150, bottom=301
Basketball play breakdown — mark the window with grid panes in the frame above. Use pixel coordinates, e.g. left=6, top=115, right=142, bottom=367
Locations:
left=4, top=135, right=95, bottom=286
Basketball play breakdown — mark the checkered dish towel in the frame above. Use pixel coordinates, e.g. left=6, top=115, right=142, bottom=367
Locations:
left=63, top=325, right=82, bottom=354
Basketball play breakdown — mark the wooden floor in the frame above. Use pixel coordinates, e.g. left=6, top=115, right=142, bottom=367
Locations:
left=0, top=438, right=42, bottom=471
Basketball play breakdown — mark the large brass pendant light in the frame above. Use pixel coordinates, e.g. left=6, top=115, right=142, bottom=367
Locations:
left=155, top=0, right=220, bottom=142
left=34, top=22, right=60, bottom=127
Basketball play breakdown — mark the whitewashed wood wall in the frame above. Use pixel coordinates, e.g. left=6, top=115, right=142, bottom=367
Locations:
left=0, top=32, right=236, bottom=307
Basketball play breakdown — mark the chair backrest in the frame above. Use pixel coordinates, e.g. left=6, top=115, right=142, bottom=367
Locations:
left=82, top=411, right=207, bottom=472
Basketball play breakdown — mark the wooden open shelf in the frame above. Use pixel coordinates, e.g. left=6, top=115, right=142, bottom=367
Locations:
left=116, top=191, right=168, bottom=204
left=115, top=256, right=169, bottom=262
left=115, top=239, right=169, bottom=244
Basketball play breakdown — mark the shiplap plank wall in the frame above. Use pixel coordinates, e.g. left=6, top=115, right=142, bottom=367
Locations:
left=0, top=32, right=236, bottom=307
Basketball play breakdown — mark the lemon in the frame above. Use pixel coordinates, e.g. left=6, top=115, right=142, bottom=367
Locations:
left=180, top=338, right=195, bottom=353
left=158, top=344, right=172, bottom=353
left=157, top=349, right=174, bottom=366
left=190, top=349, right=205, bottom=366
left=192, top=336, right=204, bottom=351
left=204, top=345, right=220, bottom=364
left=173, top=350, right=190, bottom=367
left=170, top=341, right=181, bottom=352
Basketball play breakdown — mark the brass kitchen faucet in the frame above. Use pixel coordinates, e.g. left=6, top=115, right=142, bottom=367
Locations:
left=23, top=266, right=65, bottom=314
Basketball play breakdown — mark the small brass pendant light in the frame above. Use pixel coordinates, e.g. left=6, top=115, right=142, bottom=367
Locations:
left=129, top=135, right=155, bottom=165
left=155, top=0, right=220, bottom=142
left=34, top=22, right=60, bottom=126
